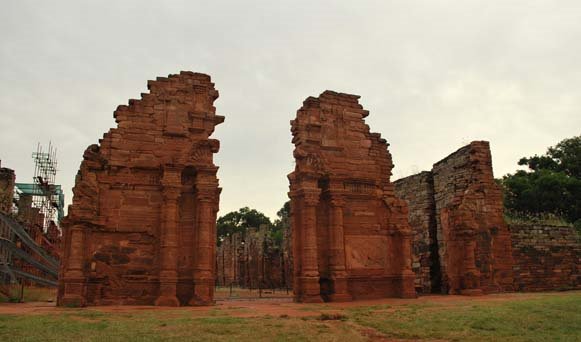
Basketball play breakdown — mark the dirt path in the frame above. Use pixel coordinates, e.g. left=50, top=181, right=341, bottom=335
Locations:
left=0, top=291, right=577, bottom=317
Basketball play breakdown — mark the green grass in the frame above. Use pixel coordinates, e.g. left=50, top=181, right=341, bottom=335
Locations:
left=0, top=292, right=579, bottom=341
left=0, top=309, right=364, bottom=342
left=348, top=293, right=581, bottom=341
left=504, top=210, right=574, bottom=228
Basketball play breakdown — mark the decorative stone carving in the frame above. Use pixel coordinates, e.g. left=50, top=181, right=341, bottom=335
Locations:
left=288, top=91, right=415, bottom=302
left=58, top=72, right=223, bottom=307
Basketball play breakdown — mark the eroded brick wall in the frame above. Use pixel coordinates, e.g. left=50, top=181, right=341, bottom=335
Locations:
left=0, top=163, right=16, bottom=273
left=0, top=162, right=15, bottom=213
left=433, top=142, right=514, bottom=294
left=394, top=172, right=439, bottom=294
left=511, top=224, right=580, bottom=291
left=396, top=141, right=514, bottom=295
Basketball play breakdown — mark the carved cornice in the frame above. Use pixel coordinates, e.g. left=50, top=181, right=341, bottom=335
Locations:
left=161, top=166, right=181, bottom=187
left=329, top=195, right=346, bottom=207
left=294, top=147, right=326, bottom=175
left=190, top=140, right=220, bottom=164
left=293, top=189, right=321, bottom=206
left=196, top=187, right=219, bottom=203
left=162, top=186, right=181, bottom=201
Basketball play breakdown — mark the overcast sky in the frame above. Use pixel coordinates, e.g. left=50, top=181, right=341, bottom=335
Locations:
left=1, top=1, right=580, bottom=220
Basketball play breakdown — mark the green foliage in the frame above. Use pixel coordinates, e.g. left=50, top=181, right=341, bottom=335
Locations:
left=518, top=135, right=581, bottom=178
left=271, top=201, right=290, bottom=246
left=216, top=202, right=290, bottom=247
left=502, top=135, right=581, bottom=225
left=217, top=207, right=273, bottom=244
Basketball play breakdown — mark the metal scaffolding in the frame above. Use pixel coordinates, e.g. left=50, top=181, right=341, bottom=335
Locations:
left=29, top=142, right=61, bottom=230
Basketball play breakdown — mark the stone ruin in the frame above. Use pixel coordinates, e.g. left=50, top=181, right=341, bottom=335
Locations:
left=395, top=141, right=580, bottom=294
left=288, top=91, right=416, bottom=302
left=215, top=224, right=292, bottom=290
left=394, top=142, right=515, bottom=294
left=511, top=223, right=579, bottom=291
left=58, top=72, right=223, bottom=307
left=0, top=162, right=15, bottom=214
left=0, top=162, right=61, bottom=287
left=54, top=73, right=578, bottom=306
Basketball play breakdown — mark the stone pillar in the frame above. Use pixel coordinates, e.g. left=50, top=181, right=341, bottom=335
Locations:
left=190, top=190, right=216, bottom=305
left=296, top=189, right=323, bottom=303
left=156, top=168, right=181, bottom=307
left=459, top=228, right=483, bottom=296
left=60, top=225, right=87, bottom=307
left=327, top=192, right=352, bottom=301
left=397, top=228, right=417, bottom=298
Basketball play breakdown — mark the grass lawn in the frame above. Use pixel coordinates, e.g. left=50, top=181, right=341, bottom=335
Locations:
left=0, top=291, right=579, bottom=341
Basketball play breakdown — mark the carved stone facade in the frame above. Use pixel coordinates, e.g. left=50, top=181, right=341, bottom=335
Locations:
left=395, top=141, right=514, bottom=295
left=58, top=72, right=223, bottom=307
left=288, top=91, right=415, bottom=303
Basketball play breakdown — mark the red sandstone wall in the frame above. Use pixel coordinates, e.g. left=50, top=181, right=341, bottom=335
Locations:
left=396, top=142, right=514, bottom=295
left=58, top=72, right=223, bottom=307
left=289, top=91, right=415, bottom=303
left=432, top=141, right=514, bottom=294
left=511, top=224, right=580, bottom=291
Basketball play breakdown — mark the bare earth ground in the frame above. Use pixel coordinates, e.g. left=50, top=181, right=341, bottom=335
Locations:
left=0, top=291, right=564, bottom=316
left=0, top=290, right=579, bottom=341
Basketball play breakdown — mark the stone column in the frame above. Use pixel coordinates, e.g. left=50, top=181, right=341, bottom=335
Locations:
left=190, top=190, right=216, bottom=305
left=327, top=192, right=352, bottom=301
left=297, top=189, right=323, bottom=303
left=397, top=227, right=417, bottom=298
left=459, top=228, right=483, bottom=296
left=60, top=225, right=87, bottom=307
left=156, top=168, right=181, bottom=307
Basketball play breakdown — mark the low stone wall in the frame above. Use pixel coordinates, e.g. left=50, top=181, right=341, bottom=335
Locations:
left=511, top=223, right=580, bottom=291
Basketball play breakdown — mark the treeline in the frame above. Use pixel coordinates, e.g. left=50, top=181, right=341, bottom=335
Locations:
left=216, top=202, right=289, bottom=246
left=500, top=135, right=581, bottom=231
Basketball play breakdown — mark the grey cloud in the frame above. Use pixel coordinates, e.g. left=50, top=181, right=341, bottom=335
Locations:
left=1, top=1, right=579, bottom=219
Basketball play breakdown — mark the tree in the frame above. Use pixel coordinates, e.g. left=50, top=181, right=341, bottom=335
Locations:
left=518, top=135, right=581, bottom=178
left=502, top=135, right=581, bottom=228
left=271, top=201, right=290, bottom=246
left=216, top=207, right=272, bottom=244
